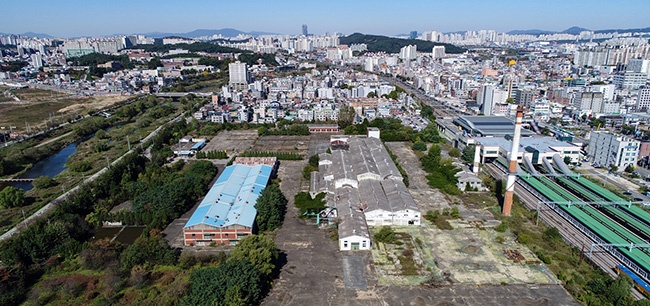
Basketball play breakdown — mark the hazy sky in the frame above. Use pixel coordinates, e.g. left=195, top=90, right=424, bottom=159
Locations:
left=2, top=0, right=649, bottom=37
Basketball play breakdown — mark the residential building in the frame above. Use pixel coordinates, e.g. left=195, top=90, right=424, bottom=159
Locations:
left=637, top=87, right=650, bottom=112
left=613, top=72, right=646, bottom=89
left=588, top=132, right=639, bottom=171
left=432, top=46, right=446, bottom=60
left=574, top=92, right=604, bottom=115
left=229, top=61, right=249, bottom=90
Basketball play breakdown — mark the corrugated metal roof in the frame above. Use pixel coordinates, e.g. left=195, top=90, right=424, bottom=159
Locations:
left=184, top=164, right=272, bottom=229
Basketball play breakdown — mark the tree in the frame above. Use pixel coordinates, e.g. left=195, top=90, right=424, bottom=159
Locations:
left=147, top=57, right=163, bottom=69
left=412, top=141, right=427, bottom=151
left=461, top=145, right=476, bottom=164
left=254, top=184, right=287, bottom=232
left=448, top=147, right=461, bottom=158
left=0, top=186, right=25, bottom=208
left=505, top=97, right=515, bottom=104
left=228, top=235, right=279, bottom=277
left=563, top=156, right=572, bottom=165
left=120, top=229, right=176, bottom=269
left=374, top=226, right=397, bottom=244
left=32, top=175, right=57, bottom=189
left=182, top=259, right=265, bottom=306
left=625, top=165, right=635, bottom=173
left=366, top=91, right=377, bottom=98
left=337, top=106, right=356, bottom=129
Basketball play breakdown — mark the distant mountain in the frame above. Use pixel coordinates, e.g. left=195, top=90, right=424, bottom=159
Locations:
left=595, top=26, right=650, bottom=34
left=506, top=29, right=555, bottom=35
left=0, top=32, right=54, bottom=38
left=561, top=26, right=590, bottom=35
left=506, top=26, right=650, bottom=36
left=22, top=32, right=54, bottom=39
left=139, top=28, right=277, bottom=38
left=339, top=33, right=465, bottom=54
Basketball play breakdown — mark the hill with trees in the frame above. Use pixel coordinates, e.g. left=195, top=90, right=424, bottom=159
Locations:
left=339, top=33, right=465, bottom=54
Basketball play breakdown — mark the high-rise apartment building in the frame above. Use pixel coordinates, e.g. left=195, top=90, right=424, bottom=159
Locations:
left=302, top=24, right=308, bottom=36
left=432, top=46, right=445, bottom=60
left=229, top=61, right=249, bottom=90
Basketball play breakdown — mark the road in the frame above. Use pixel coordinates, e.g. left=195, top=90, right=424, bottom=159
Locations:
left=377, top=75, right=467, bottom=118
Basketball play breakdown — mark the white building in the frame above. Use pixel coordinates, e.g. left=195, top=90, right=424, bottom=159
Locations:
left=588, top=132, right=639, bottom=171
left=613, top=72, right=646, bottom=89
left=229, top=61, right=249, bottom=90
left=311, top=133, right=420, bottom=251
left=637, top=87, right=650, bottom=112
left=574, top=92, right=603, bottom=115
left=399, top=45, right=417, bottom=61
left=432, top=46, right=446, bottom=59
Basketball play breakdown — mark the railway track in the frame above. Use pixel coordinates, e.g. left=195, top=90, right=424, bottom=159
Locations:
left=485, top=162, right=646, bottom=299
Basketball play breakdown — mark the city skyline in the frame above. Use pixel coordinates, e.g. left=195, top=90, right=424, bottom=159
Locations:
left=1, top=0, right=649, bottom=38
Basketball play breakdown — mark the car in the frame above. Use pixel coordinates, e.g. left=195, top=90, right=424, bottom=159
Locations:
left=634, top=198, right=644, bottom=202
left=623, top=191, right=632, bottom=195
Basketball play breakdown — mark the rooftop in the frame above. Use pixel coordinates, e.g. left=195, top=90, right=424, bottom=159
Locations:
left=476, top=135, right=579, bottom=154
left=184, top=164, right=273, bottom=229
left=454, top=116, right=534, bottom=137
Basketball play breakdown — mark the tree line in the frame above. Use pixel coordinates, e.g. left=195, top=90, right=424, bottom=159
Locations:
left=239, top=151, right=303, bottom=160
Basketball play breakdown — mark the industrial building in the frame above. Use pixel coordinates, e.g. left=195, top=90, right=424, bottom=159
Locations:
left=183, top=162, right=274, bottom=246
left=452, top=116, right=535, bottom=138
left=473, top=136, right=581, bottom=169
left=310, top=131, right=420, bottom=251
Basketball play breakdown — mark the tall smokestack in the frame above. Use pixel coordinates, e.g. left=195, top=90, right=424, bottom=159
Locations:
left=503, top=106, right=524, bottom=216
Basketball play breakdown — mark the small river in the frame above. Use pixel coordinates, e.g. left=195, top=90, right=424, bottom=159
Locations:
left=10, top=143, right=77, bottom=191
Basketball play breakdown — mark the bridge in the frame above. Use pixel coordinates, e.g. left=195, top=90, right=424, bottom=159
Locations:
left=0, top=178, right=34, bottom=182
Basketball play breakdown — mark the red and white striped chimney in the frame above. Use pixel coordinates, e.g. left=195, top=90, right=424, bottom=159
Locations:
left=503, top=106, right=524, bottom=216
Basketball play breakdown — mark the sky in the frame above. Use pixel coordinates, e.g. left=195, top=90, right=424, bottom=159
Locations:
left=2, top=0, right=650, bottom=37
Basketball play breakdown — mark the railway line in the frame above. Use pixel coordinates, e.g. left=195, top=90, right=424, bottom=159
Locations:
left=488, top=158, right=650, bottom=299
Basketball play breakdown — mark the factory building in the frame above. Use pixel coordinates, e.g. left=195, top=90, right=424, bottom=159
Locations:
left=311, top=130, right=420, bottom=251
left=183, top=161, right=274, bottom=246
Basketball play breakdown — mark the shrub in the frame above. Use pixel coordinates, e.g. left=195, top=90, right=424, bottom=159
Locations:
left=32, top=175, right=57, bottom=189
left=69, top=160, right=92, bottom=172
left=374, top=226, right=398, bottom=244
left=412, top=141, right=427, bottom=151
left=494, top=221, right=508, bottom=233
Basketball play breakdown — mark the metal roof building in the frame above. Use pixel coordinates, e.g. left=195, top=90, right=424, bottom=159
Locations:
left=453, top=116, right=535, bottom=137
left=183, top=164, right=273, bottom=246
left=311, top=133, right=421, bottom=251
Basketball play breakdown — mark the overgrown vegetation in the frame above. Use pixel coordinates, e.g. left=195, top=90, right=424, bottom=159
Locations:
left=481, top=186, right=646, bottom=305
left=294, top=192, right=326, bottom=215
left=421, top=145, right=460, bottom=195
left=423, top=208, right=460, bottom=230
left=385, top=145, right=410, bottom=187
left=374, top=226, right=398, bottom=244
left=302, top=154, right=319, bottom=180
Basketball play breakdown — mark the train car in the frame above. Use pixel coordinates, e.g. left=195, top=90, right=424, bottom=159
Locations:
left=616, top=264, right=650, bottom=298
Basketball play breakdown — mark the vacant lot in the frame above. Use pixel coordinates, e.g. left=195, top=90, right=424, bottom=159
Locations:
left=203, top=130, right=258, bottom=154
left=252, top=135, right=310, bottom=154
left=0, top=94, right=128, bottom=134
